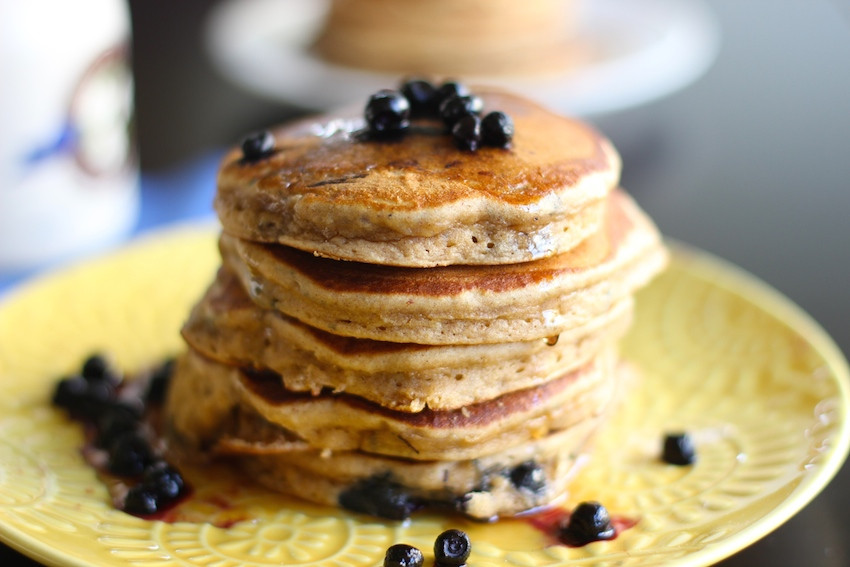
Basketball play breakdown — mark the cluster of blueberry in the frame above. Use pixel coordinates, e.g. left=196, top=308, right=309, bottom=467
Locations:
left=384, top=529, right=471, bottom=567
left=51, top=354, right=187, bottom=516
left=366, top=79, right=514, bottom=151
left=237, top=79, right=514, bottom=164
left=339, top=460, right=547, bottom=521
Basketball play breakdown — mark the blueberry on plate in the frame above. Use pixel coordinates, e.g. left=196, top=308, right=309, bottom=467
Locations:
left=451, top=114, right=482, bottom=151
left=95, top=402, right=142, bottom=448
left=123, top=483, right=160, bottom=516
left=434, top=529, right=471, bottom=566
left=365, top=89, right=411, bottom=137
left=54, top=375, right=116, bottom=419
left=81, top=353, right=111, bottom=382
left=51, top=375, right=89, bottom=411
left=142, top=460, right=186, bottom=501
left=82, top=379, right=118, bottom=414
left=481, top=111, right=514, bottom=148
left=559, top=501, right=615, bottom=546
left=662, top=432, right=696, bottom=465
left=107, top=431, right=154, bottom=477
left=241, top=130, right=275, bottom=162
left=383, top=543, right=424, bottom=567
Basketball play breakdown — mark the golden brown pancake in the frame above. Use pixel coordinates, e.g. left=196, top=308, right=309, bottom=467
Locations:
left=215, top=90, right=620, bottom=267
left=182, top=267, right=633, bottom=411
left=168, top=348, right=616, bottom=461
left=220, top=189, right=666, bottom=344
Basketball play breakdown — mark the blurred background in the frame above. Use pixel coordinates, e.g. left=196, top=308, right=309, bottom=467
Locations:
left=1, top=0, right=849, bottom=565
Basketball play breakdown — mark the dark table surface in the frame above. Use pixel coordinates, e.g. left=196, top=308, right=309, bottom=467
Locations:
left=2, top=0, right=849, bottom=565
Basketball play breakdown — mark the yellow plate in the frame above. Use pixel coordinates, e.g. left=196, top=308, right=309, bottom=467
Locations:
left=0, top=226, right=848, bottom=567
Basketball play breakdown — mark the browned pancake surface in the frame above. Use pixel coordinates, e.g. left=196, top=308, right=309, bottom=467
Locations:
left=215, top=91, right=621, bottom=266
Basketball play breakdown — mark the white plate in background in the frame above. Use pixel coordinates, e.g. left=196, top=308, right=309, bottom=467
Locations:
left=204, top=0, right=719, bottom=116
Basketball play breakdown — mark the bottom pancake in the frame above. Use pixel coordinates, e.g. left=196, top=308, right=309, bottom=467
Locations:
left=166, top=386, right=607, bottom=521
left=168, top=347, right=617, bottom=461
left=233, top=421, right=599, bottom=521
left=164, top=351, right=633, bottom=520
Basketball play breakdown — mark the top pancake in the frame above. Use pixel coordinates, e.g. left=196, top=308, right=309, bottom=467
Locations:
left=215, top=91, right=621, bottom=267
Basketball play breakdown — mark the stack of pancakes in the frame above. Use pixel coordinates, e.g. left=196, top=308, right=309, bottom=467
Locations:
left=165, top=91, right=667, bottom=521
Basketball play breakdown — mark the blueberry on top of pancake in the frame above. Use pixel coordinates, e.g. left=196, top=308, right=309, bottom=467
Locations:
left=215, top=90, right=621, bottom=267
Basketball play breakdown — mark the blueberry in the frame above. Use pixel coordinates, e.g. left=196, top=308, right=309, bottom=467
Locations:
left=662, top=432, right=696, bottom=465
left=52, top=375, right=88, bottom=411
left=241, top=130, right=275, bottom=162
left=145, top=358, right=175, bottom=405
left=108, top=432, right=154, bottom=477
left=365, top=90, right=411, bottom=137
left=451, top=114, right=481, bottom=151
left=400, top=78, right=437, bottom=117
left=439, top=95, right=483, bottom=128
left=121, top=461, right=187, bottom=517
left=54, top=375, right=116, bottom=419
left=509, top=461, right=546, bottom=494
left=481, top=111, right=514, bottom=148
left=80, top=379, right=119, bottom=417
left=434, top=81, right=469, bottom=107
left=339, top=475, right=417, bottom=520
left=559, top=501, right=615, bottom=546
left=81, top=354, right=110, bottom=381
left=123, top=484, right=160, bottom=516
left=433, top=529, right=471, bottom=566
left=383, top=544, right=424, bottom=567
left=95, top=402, right=141, bottom=448
left=81, top=353, right=121, bottom=387
left=142, top=461, right=186, bottom=501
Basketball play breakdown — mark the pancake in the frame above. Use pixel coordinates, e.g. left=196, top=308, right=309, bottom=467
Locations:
left=169, top=348, right=616, bottom=461
left=167, top=394, right=596, bottom=521
left=313, top=0, right=581, bottom=77
left=220, top=189, right=666, bottom=344
left=182, top=267, right=633, bottom=412
left=235, top=422, right=596, bottom=521
left=214, top=91, right=620, bottom=267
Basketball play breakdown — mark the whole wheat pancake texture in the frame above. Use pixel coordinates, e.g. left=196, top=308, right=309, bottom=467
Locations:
left=215, top=91, right=621, bottom=267
left=220, top=189, right=665, bottom=345
left=181, top=268, right=633, bottom=412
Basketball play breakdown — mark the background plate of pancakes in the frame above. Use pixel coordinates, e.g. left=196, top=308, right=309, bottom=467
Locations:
left=0, top=223, right=847, bottom=566
left=203, top=0, right=719, bottom=117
